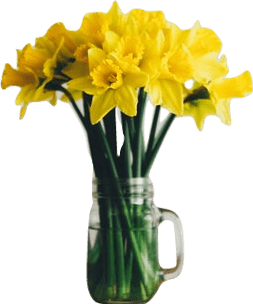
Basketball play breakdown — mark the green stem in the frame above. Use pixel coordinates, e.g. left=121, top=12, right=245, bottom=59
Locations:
left=143, top=113, right=176, bottom=177
left=133, top=87, right=147, bottom=177
left=121, top=114, right=133, bottom=179
left=104, top=109, right=117, bottom=161
left=112, top=202, right=126, bottom=298
left=142, top=88, right=210, bottom=177
left=121, top=114, right=135, bottom=295
left=103, top=189, right=118, bottom=298
left=82, top=93, right=117, bottom=296
left=127, top=117, right=136, bottom=145
left=84, top=115, right=113, bottom=297
left=146, top=106, right=161, bottom=160
left=82, top=93, right=105, bottom=178
left=95, top=123, right=150, bottom=292
left=57, top=88, right=152, bottom=296
left=82, top=93, right=129, bottom=298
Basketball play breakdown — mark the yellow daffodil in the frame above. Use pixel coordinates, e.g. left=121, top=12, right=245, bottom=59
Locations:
left=1, top=63, right=55, bottom=119
left=68, top=47, right=148, bottom=124
left=2, top=1, right=252, bottom=131
left=67, top=2, right=129, bottom=102
left=183, top=71, right=253, bottom=130
left=79, top=2, right=126, bottom=48
left=110, top=36, right=145, bottom=68
left=61, top=43, right=95, bottom=81
left=42, top=23, right=84, bottom=57
left=141, top=21, right=228, bottom=119
left=180, top=21, right=228, bottom=83
left=125, top=6, right=168, bottom=39
left=185, top=22, right=222, bottom=57
left=1, top=44, right=58, bottom=119
left=1, top=22, right=82, bottom=118
left=142, top=29, right=193, bottom=115
left=37, top=22, right=88, bottom=80
left=79, top=12, right=110, bottom=47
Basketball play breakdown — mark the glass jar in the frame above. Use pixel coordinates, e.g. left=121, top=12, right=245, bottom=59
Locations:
left=87, top=178, right=184, bottom=303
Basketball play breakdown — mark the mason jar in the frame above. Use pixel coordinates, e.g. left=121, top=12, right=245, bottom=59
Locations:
left=87, top=177, right=184, bottom=304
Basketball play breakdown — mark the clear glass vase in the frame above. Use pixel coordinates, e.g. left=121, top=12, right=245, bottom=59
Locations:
left=87, top=178, right=184, bottom=304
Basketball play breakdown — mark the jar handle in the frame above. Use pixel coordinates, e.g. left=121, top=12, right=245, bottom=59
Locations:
left=158, top=208, right=184, bottom=281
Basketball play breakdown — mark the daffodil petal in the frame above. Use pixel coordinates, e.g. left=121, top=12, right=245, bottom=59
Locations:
left=88, top=48, right=107, bottom=71
left=124, top=72, right=148, bottom=88
left=43, top=37, right=65, bottom=78
left=159, top=79, right=184, bottom=115
left=189, top=27, right=222, bottom=58
left=107, top=1, right=126, bottom=36
left=63, top=61, right=88, bottom=79
left=145, top=80, right=162, bottom=105
left=103, top=31, right=120, bottom=53
left=215, top=99, right=231, bottom=125
left=1, top=64, right=35, bottom=89
left=193, top=53, right=229, bottom=84
left=15, top=85, right=36, bottom=105
left=196, top=100, right=216, bottom=130
left=183, top=99, right=216, bottom=131
left=49, top=97, right=57, bottom=106
left=212, top=71, right=253, bottom=99
left=90, top=90, right=116, bottom=124
left=20, top=104, right=28, bottom=120
left=115, top=85, right=138, bottom=117
left=68, top=76, right=105, bottom=95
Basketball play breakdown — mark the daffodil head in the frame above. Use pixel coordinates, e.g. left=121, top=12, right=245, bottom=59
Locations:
left=42, top=23, right=80, bottom=57
left=188, top=26, right=223, bottom=59
left=160, top=45, right=193, bottom=83
left=1, top=25, right=77, bottom=119
left=80, top=12, right=110, bottom=47
left=1, top=63, right=35, bottom=90
left=182, top=70, right=253, bottom=130
left=112, top=36, right=145, bottom=67
left=18, top=44, right=49, bottom=78
left=79, top=2, right=127, bottom=44
left=126, top=8, right=167, bottom=37
left=74, top=43, right=96, bottom=63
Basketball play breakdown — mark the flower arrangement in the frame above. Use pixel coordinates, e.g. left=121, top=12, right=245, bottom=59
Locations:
left=1, top=1, right=252, bottom=303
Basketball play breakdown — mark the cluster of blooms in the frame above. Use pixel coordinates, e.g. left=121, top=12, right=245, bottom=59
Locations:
left=1, top=1, right=252, bottom=130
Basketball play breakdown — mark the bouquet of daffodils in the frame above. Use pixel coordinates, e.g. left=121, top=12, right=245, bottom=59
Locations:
left=1, top=2, right=252, bottom=302
left=2, top=2, right=252, bottom=175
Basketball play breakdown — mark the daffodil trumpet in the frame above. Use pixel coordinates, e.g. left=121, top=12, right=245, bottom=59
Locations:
left=1, top=1, right=252, bottom=303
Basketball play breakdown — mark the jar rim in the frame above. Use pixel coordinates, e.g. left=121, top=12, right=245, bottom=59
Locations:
left=92, top=177, right=152, bottom=183
left=92, top=177, right=154, bottom=199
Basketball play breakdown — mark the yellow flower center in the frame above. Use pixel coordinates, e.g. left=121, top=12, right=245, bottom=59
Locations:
left=74, top=43, right=95, bottom=63
left=160, top=48, right=193, bottom=83
left=91, top=59, right=123, bottom=89
left=115, top=37, right=144, bottom=66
